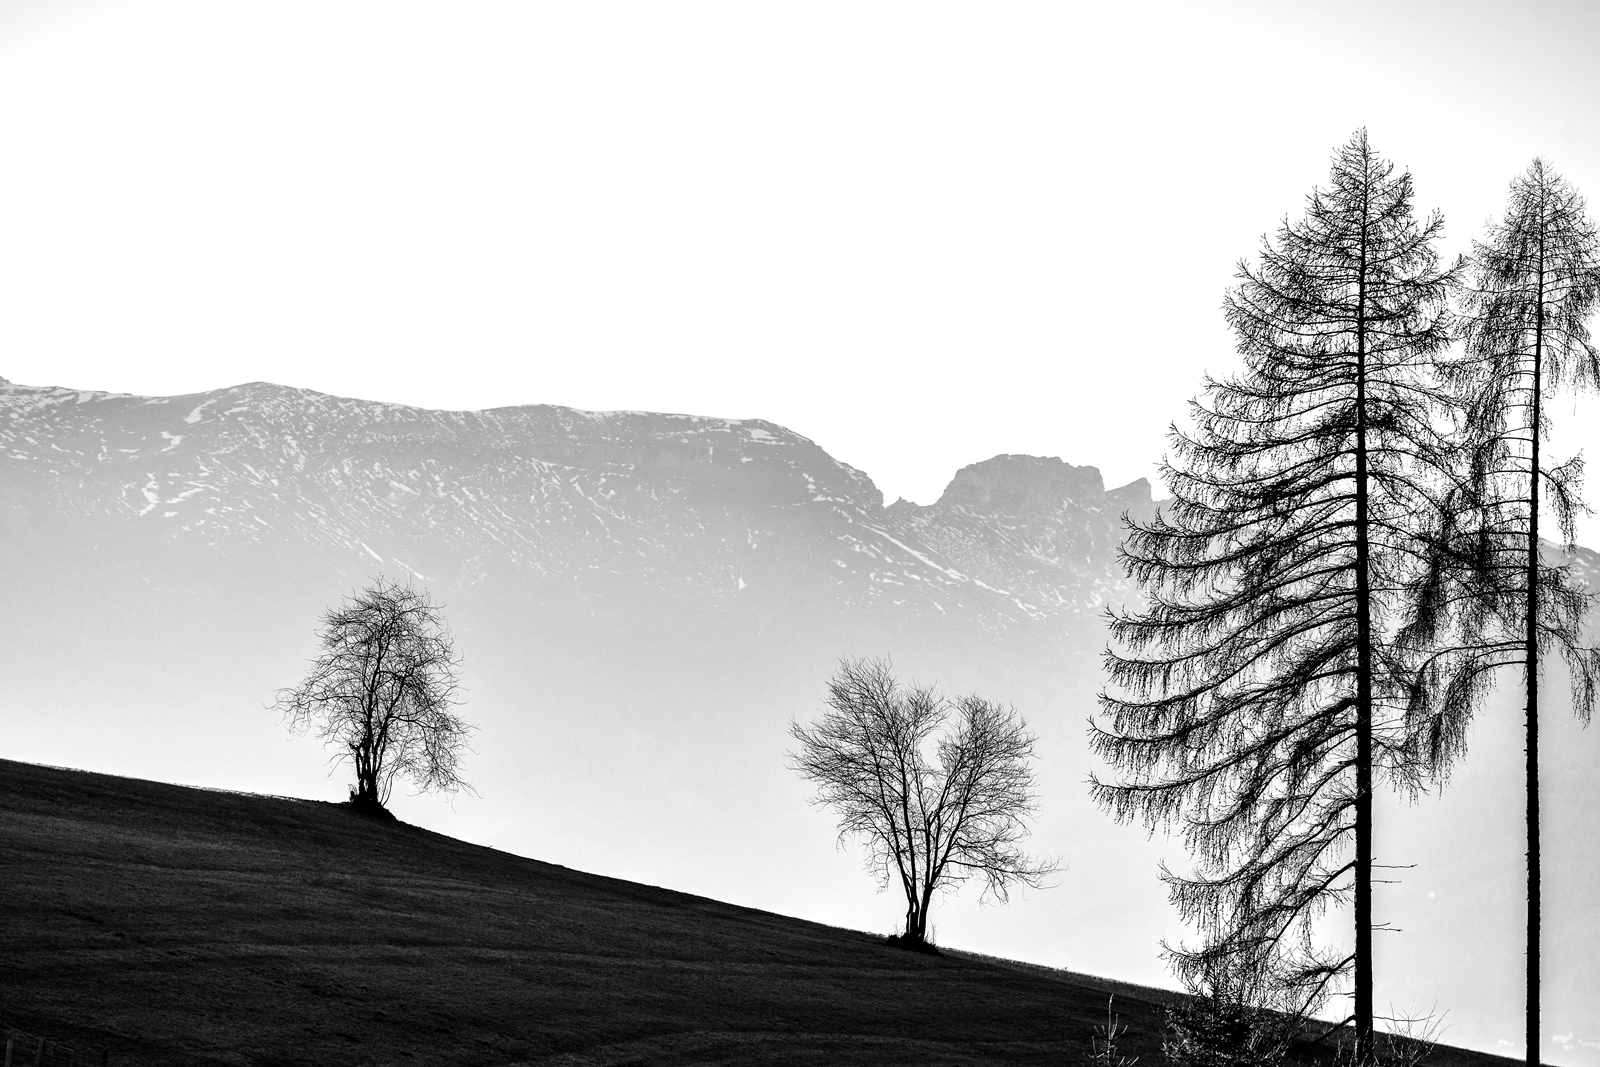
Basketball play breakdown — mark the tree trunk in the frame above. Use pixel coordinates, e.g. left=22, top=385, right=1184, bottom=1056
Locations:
left=1525, top=221, right=1546, bottom=1067
left=352, top=741, right=381, bottom=809
left=918, top=880, right=937, bottom=945
left=1353, top=207, right=1375, bottom=1065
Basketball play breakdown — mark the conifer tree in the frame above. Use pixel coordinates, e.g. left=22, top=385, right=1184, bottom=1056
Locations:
left=1409, top=159, right=1600, bottom=1067
left=1092, top=130, right=1455, bottom=1064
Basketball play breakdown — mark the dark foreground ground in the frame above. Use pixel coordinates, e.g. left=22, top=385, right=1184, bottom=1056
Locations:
left=0, top=759, right=1525, bottom=1066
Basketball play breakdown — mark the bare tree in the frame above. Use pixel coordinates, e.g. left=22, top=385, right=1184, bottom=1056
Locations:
left=789, top=657, right=1055, bottom=947
left=1409, top=158, right=1600, bottom=1067
left=1093, top=131, right=1457, bottom=1060
left=276, top=578, right=472, bottom=812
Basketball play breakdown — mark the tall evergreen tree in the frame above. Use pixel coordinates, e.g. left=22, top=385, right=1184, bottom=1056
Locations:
left=1410, top=159, right=1600, bottom=1067
left=1091, top=130, right=1455, bottom=1064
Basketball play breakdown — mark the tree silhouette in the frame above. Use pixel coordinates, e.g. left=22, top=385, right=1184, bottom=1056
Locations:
left=1092, top=130, right=1455, bottom=1061
left=276, top=578, right=472, bottom=812
left=1409, top=159, right=1600, bottom=1067
left=1160, top=956, right=1295, bottom=1067
left=790, top=657, right=1054, bottom=947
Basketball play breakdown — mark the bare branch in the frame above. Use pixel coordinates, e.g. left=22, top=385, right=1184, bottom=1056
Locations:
left=789, top=657, right=1056, bottom=946
left=274, top=576, right=474, bottom=812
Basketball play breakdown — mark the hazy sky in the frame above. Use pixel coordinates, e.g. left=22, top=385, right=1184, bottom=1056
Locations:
left=2, top=0, right=1599, bottom=542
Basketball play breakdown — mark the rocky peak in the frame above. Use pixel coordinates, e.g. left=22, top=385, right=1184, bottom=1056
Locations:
left=1105, top=477, right=1157, bottom=521
left=935, top=455, right=1107, bottom=514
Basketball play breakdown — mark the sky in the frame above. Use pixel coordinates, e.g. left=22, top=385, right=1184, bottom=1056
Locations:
left=1, top=0, right=1599, bottom=540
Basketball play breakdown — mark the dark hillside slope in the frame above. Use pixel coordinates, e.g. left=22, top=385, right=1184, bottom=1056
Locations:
left=1, top=761, right=1519, bottom=1067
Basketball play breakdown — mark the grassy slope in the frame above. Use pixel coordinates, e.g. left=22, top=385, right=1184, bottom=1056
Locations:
left=0, top=760, right=1519, bottom=1067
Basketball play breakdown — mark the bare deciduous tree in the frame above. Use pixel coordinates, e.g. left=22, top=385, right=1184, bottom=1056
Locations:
left=276, top=578, right=472, bottom=812
left=789, top=657, right=1055, bottom=948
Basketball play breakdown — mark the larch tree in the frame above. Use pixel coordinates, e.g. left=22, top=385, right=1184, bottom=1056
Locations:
left=1091, top=130, right=1455, bottom=1063
left=1409, top=159, right=1600, bottom=1067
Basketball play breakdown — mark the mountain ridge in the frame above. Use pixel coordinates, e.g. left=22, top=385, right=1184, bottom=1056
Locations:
left=0, top=379, right=1158, bottom=625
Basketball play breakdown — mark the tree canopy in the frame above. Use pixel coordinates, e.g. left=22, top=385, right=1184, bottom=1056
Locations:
left=276, top=578, right=473, bottom=811
left=1411, top=158, right=1600, bottom=1067
left=791, top=657, right=1054, bottom=947
left=1093, top=130, right=1457, bottom=1060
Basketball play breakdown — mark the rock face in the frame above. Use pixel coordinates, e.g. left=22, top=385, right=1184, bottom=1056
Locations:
left=936, top=454, right=1113, bottom=514
left=890, top=456, right=1158, bottom=618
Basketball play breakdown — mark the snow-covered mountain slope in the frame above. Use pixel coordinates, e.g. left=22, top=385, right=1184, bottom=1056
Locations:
left=0, top=381, right=1154, bottom=630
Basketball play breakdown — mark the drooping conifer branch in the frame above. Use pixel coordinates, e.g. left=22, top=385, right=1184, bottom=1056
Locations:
left=1408, top=159, right=1600, bottom=1067
left=1092, top=130, right=1457, bottom=1063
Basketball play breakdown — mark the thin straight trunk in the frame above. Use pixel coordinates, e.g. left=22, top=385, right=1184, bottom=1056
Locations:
left=1353, top=218, right=1375, bottom=1065
left=1097, top=131, right=1454, bottom=1027
left=1525, top=220, right=1546, bottom=1067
